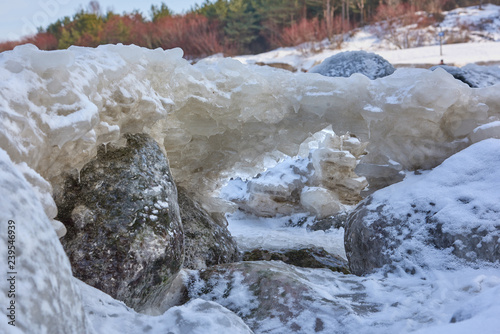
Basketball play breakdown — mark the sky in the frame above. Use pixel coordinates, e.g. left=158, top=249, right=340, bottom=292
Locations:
left=0, top=0, right=204, bottom=42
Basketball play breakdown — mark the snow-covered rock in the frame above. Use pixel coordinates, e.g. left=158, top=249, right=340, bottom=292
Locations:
left=431, top=63, right=500, bottom=88
left=309, top=51, right=395, bottom=79
left=345, top=139, right=500, bottom=276
left=186, top=261, right=379, bottom=333
left=78, top=279, right=253, bottom=334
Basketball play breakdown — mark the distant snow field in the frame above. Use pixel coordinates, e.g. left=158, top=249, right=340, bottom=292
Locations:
left=235, top=4, right=500, bottom=70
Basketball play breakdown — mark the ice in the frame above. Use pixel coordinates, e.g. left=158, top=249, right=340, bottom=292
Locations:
left=0, top=149, right=91, bottom=333
left=227, top=211, right=347, bottom=259
left=1, top=34, right=500, bottom=333
left=2, top=44, right=500, bottom=220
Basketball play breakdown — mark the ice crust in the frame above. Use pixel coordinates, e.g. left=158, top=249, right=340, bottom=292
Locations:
left=0, top=149, right=92, bottom=334
left=1, top=44, right=499, bottom=221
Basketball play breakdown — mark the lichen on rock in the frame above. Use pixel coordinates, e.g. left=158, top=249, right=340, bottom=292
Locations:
left=55, top=133, right=183, bottom=312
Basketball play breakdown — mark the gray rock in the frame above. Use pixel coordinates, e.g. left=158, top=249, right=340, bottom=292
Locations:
left=344, top=198, right=404, bottom=276
left=242, top=247, right=349, bottom=274
left=56, top=133, right=183, bottom=312
left=307, top=212, right=348, bottom=231
left=346, top=195, right=500, bottom=276
left=309, top=51, right=395, bottom=79
left=178, top=187, right=239, bottom=270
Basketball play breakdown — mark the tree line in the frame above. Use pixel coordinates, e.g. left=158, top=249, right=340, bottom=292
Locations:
left=0, top=0, right=496, bottom=57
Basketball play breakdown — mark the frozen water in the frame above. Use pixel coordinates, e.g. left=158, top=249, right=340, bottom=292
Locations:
left=1, top=44, right=499, bottom=219
left=0, top=149, right=92, bottom=334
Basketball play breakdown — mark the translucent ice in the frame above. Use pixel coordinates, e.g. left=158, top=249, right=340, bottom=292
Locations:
left=1, top=44, right=499, bottom=221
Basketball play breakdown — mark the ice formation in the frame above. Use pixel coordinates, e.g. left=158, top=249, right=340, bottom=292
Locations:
left=0, top=149, right=92, bottom=334
left=221, top=131, right=367, bottom=218
left=1, top=43, right=500, bottom=226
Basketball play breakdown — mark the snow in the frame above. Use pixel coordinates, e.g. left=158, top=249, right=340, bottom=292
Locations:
left=78, top=278, right=253, bottom=334
left=236, top=5, right=500, bottom=70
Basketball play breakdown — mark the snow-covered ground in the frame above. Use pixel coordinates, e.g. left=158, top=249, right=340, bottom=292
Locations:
left=235, top=4, right=500, bottom=70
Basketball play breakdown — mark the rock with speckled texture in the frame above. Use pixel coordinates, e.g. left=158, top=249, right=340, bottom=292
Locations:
left=178, top=187, right=239, bottom=270
left=55, top=133, right=183, bottom=313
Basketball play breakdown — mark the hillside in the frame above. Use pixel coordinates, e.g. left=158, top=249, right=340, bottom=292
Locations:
left=235, top=4, right=500, bottom=70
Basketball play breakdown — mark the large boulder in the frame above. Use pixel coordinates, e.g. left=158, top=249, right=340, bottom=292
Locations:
left=0, top=149, right=92, bottom=334
left=309, top=51, right=395, bottom=79
left=178, top=186, right=239, bottom=269
left=55, top=133, right=183, bottom=312
left=345, top=139, right=500, bottom=276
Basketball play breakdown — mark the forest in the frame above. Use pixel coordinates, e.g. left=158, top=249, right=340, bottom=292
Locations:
left=0, top=0, right=496, bottom=57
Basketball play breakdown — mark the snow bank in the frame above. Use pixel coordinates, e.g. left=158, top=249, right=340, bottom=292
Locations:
left=78, top=279, right=253, bottom=334
left=0, top=149, right=91, bottom=333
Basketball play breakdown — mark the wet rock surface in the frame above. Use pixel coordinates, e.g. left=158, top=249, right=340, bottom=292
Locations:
left=178, top=186, right=239, bottom=270
left=55, top=133, right=183, bottom=312
left=242, top=247, right=349, bottom=274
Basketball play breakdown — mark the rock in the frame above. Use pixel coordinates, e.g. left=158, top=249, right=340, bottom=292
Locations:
left=309, top=51, right=395, bottom=79
left=306, top=212, right=348, bottom=231
left=0, top=149, right=91, bottom=334
left=186, top=261, right=379, bottom=333
left=55, top=133, right=183, bottom=312
left=345, top=139, right=500, bottom=276
left=242, top=247, right=349, bottom=274
left=431, top=64, right=500, bottom=88
left=178, top=187, right=239, bottom=270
